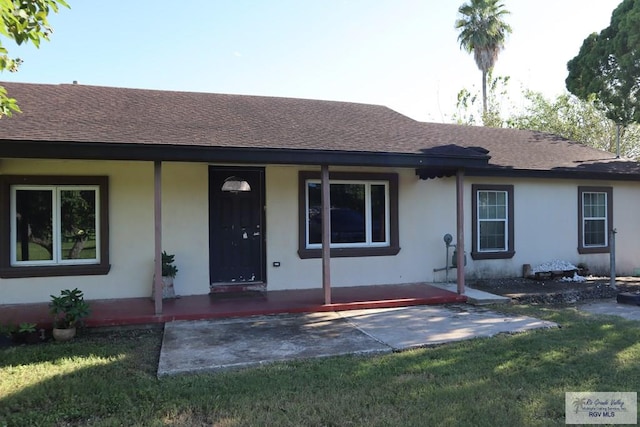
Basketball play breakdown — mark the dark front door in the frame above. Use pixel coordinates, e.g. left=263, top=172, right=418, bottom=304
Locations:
left=209, top=167, right=265, bottom=285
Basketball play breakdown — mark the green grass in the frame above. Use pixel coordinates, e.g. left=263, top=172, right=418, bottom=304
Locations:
left=1, top=306, right=639, bottom=426
left=16, top=241, right=97, bottom=261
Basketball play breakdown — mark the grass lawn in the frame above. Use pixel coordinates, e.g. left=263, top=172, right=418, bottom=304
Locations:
left=1, top=305, right=639, bottom=426
left=16, top=241, right=97, bottom=261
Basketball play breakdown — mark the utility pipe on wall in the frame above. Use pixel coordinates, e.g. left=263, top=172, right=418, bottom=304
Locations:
left=610, top=228, right=617, bottom=290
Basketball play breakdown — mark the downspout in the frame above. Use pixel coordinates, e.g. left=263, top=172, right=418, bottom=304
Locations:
left=456, top=169, right=465, bottom=295
left=153, top=161, right=163, bottom=315
left=321, top=164, right=331, bottom=304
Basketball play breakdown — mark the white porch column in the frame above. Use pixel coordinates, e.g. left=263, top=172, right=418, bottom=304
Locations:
left=456, top=169, right=466, bottom=295
left=321, top=164, right=331, bottom=304
left=153, top=160, right=163, bottom=315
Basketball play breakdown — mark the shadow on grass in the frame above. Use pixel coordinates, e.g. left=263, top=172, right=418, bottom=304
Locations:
left=1, top=308, right=639, bottom=426
left=0, top=328, right=164, bottom=426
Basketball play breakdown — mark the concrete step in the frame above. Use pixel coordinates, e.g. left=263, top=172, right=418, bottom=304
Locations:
left=430, top=283, right=511, bottom=306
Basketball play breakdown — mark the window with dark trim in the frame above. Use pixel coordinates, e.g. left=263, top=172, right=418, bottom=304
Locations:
left=471, top=184, right=514, bottom=260
left=298, top=171, right=399, bottom=258
left=0, top=176, right=110, bottom=278
left=578, top=186, right=612, bottom=254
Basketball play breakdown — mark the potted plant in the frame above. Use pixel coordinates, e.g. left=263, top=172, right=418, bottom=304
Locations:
left=12, top=322, right=41, bottom=344
left=162, top=251, right=179, bottom=278
left=49, top=288, right=91, bottom=341
left=153, top=251, right=178, bottom=299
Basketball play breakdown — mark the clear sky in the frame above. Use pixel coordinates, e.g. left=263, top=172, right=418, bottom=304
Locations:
left=0, top=0, right=623, bottom=122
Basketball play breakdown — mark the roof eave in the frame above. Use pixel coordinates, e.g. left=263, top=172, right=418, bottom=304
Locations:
left=466, top=166, right=640, bottom=181
left=0, top=140, right=490, bottom=169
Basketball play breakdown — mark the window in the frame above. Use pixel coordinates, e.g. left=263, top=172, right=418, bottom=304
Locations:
left=578, top=186, right=612, bottom=254
left=298, top=172, right=399, bottom=258
left=0, top=176, right=110, bottom=278
left=471, top=184, right=514, bottom=260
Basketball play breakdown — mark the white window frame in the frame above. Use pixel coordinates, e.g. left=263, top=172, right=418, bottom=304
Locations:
left=476, top=189, right=509, bottom=252
left=305, top=179, right=390, bottom=249
left=10, top=185, right=101, bottom=266
left=581, top=191, right=608, bottom=248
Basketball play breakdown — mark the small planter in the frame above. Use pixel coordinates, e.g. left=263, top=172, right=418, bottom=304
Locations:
left=161, top=276, right=176, bottom=299
left=9, top=322, right=41, bottom=345
left=151, top=251, right=178, bottom=299
left=52, top=327, right=77, bottom=342
left=49, top=288, right=91, bottom=341
left=151, top=276, right=177, bottom=299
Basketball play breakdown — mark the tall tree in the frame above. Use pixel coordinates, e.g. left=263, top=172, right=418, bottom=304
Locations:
left=566, top=0, right=640, bottom=126
left=455, top=0, right=511, bottom=116
left=0, top=0, right=69, bottom=118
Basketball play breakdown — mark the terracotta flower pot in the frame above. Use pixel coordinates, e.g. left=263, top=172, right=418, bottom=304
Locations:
left=52, top=327, right=76, bottom=342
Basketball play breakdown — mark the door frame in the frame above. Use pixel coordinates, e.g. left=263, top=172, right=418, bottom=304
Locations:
left=208, top=166, right=266, bottom=287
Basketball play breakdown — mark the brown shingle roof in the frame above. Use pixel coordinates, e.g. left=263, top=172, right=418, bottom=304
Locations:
left=417, top=122, right=627, bottom=171
left=0, top=82, right=449, bottom=154
left=1, top=82, right=639, bottom=178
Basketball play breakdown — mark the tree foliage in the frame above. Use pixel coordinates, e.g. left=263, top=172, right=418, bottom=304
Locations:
left=453, top=76, right=640, bottom=159
left=566, top=0, right=640, bottom=126
left=509, top=91, right=640, bottom=159
left=17, top=189, right=95, bottom=260
left=455, top=0, right=511, bottom=114
left=452, top=70, right=510, bottom=127
left=0, top=0, right=69, bottom=117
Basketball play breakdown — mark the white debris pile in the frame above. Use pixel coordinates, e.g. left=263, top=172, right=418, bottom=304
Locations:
left=532, top=260, right=578, bottom=273
left=560, top=272, right=587, bottom=282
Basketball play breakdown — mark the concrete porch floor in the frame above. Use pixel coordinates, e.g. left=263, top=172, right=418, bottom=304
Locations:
left=0, top=282, right=467, bottom=328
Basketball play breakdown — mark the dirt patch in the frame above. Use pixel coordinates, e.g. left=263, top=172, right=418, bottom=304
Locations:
left=470, top=276, right=640, bottom=304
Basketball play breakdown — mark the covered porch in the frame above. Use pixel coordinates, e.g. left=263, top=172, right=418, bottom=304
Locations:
left=0, top=282, right=465, bottom=328
left=0, top=83, right=493, bottom=318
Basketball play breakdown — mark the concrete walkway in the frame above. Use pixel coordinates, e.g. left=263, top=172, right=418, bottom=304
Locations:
left=578, top=298, right=640, bottom=321
left=157, top=304, right=556, bottom=377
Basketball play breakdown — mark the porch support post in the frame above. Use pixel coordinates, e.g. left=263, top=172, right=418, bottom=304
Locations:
left=153, top=160, right=163, bottom=315
left=321, top=164, right=331, bottom=304
left=456, top=169, right=466, bottom=295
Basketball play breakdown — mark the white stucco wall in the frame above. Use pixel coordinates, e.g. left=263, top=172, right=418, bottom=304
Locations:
left=609, top=182, right=640, bottom=275
left=0, top=159, right=155, bottom=303
left=265, top=170, right=640, bottom=288
left=2, top=158, right=639, bottom=304
left=458, top=177, right=640, bottom=279
left=265, top=166, right=450, bottom=290
left=0, top=159, right=211, bottom=304
left=159, top=163, right=210, bottom=296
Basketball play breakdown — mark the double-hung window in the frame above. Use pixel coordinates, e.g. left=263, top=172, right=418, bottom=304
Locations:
left=578, top=186, right=612, bottom=254
left=298, top=172, right=399, bottom=258
left=1, top=176, right=110, bottom=278
left=471, top=184, right=514, bottom=260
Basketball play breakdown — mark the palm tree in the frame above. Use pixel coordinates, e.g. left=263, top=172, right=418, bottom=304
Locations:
left=455, top=0, right=511, bottom=115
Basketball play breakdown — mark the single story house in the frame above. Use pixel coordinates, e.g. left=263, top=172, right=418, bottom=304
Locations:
left=1, top=81, right=640, bottom=312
